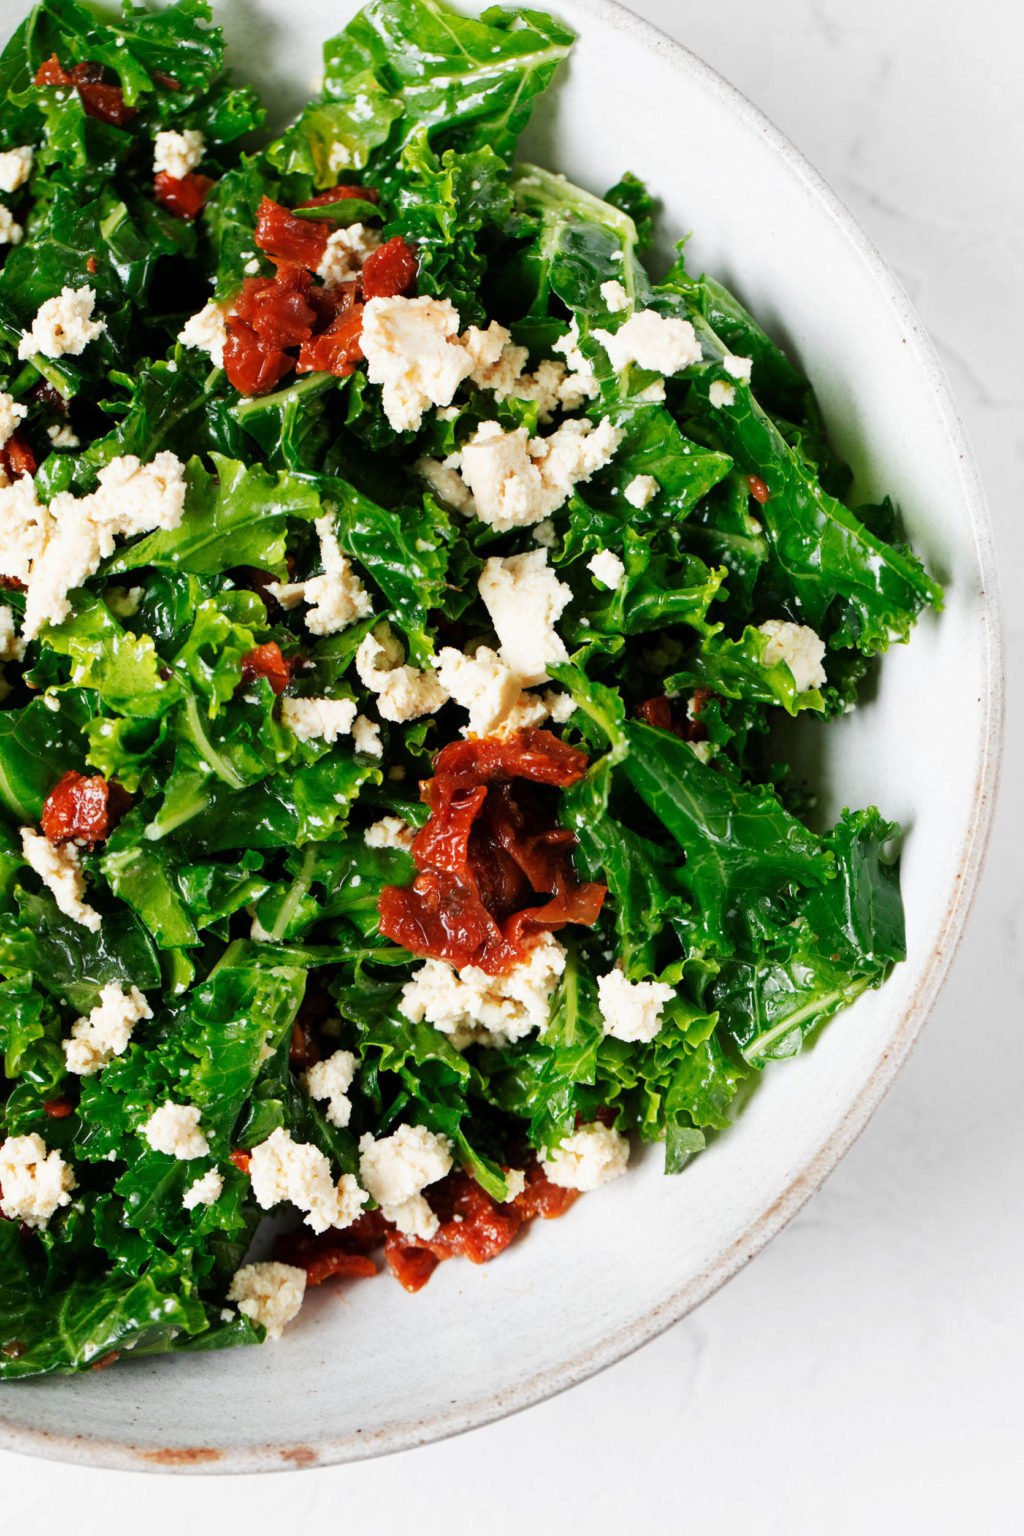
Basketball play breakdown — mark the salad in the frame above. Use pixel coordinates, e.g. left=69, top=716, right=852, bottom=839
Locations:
left=0, top=0, right=941, bottom=1379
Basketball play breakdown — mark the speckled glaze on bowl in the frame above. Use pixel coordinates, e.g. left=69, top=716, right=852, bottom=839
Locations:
left=0, top=0, right=1003, bottom=1474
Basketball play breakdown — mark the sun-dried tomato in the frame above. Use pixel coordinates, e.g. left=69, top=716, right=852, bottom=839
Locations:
left=360, top=236, right=418, bottom=300
left=34, top=54, right=68, bottom=87
left=154, top=171, right=214, bottom=220
left=86, top=254, right=98, bottom=274
left=747, top=473, right=770, bottom=505
left=229, top=1149, right=251, bottom=1174
left=296, top=184, right=379, bottom=210
left=0, top=575, right=25, bottom=592
left=634, top=692, right=709, bottom=744
left=233, top=269, right=318, bottom=349
left=43, top=1097, right=74, bottom=1120
left=379, top=730, right=605, bottom=974
left=223, top=316, right=293, bottom=397
left=239, top=642, right=293, bottom=696
left=296, top=304, right=365, bottom=376
left=274, top=1230, right=377, bottom=1288
left=254, top=195, right=329, bottom=270
left=35, top=55, right=135, bottom=126
left=0, top=431, right=36, bottom=480
left=40, top=770, right=130, bottom=848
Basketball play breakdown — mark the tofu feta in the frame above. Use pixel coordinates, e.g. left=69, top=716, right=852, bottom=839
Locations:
left=281, top=695, right=358, bottom=743
left=0, top=1133, right=75, bottom=1229
left=623, top=473, right=658, bottom=510
left=249, top=1125, right=367, bottom=1234
left=142, top=1102, right=210, bottom=1161
left=360, top=295, right=475, bottom=432
left=364, top=816, right=415, bottom=852
left=63, top=982, right=152, bottom=1076
left=592, top=308, right=702, bottom=375
left=587, top=548, right=626, bottom=590
left=358, top=1124, right=453, bottom=1240
left=478, top=549, right=572, bottom=686
left=153, top=128, right=204, bottom=179
left=229, top=1262, right=306, bottom=1340
left=20, top=829, right=101, bottom=931
left=355, top=626, right=447, bottom=722
left=0, top=205, right=23, bottom=246
left=0, top=389, right=27, bottom=449
left=458, top=416, right=622, bottom=532
left=757, top=618, right=827, bottom=692
left=0, top=144, right=33, bottom=194
left=316, top=222, right=381, bottom=286
left=596, top=969, right=674, bottom=1043
left=267, top=514, right=372, bottom=635
left=351, top=713, right=383, bottom=757
left=178, top=299, right=228, bottom=369
left=708, top=379, right=735, bottom=409
left=303, top=1047, right=358, bottom=1129
left=722, top=352, right=753, bottom=381
left=544, top=1122, right=630, bottom=1191
left=182, top=1170, right=224, bottom=1211
left=0, top=603, right=25, bottom=663
left=18, top=285, right=106, bottom=360
left=599, top=278, right=630, bottom=313
left=399, top=933, right=567, bottom=1048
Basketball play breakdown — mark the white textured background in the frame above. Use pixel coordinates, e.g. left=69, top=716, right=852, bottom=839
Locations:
left=3, top=0, right=1021, bottom=1529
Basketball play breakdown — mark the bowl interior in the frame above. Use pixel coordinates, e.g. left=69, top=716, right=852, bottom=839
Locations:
left=0, top=0, right=1000, bottom=1472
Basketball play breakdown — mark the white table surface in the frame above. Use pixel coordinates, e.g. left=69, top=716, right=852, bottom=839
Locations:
left=3, top=0, right=1021, bottom=1529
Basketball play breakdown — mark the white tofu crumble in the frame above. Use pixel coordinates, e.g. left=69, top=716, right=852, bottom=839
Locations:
left=46, top=422, right=79, bottom=449
left=587, top=548, right=626, bottom=590
left=303, top=1047, right=358, bottom=1129
left=708, top=379, right=735, bottom=409
left=0, top=143, right=33, bottom=194
left=266, top=514, right=371, bottom=635
left=544, top=1122, right=630, bottom=1191
left=461, top=320, right=585, bottom=422
left=19, top=829, right=101, bottom=931
left=249, top=1126, right=367, bottom=1234
left=0, top=389, right=27, bottom=449
left=0, top=1133, right=76, bottom=1229
left=399, top=933, right=567, bottom=1049
left=457, top=416, right=622, bottom=532
left=182, top=1170, right=224, bottom=1211
left=178, top=299, right=228, bottom=369
left=599, top=278, right=630, bottom=313
left=355, top=626, right=447, bottom=722
left=0, top=603, right=25, bottom=663
left=478, top=549, right=572, bottom=686
left=142, top=1102, right=210, bottom=1161
left=316, top=222, right=381, bottom=286
left=63, top=982, right=152, bottom=1076
left=229, top=1262, right=306, bottom=1340
left=623, top=472, right=659, bottom=510
left=153, top=128, right=205, bottom=179
left=597, top=969, right=674, bottom=1044
left=351, top=713, right=382, bottom=757
left=757, top=618, right=827, bottom=692
left=503, top=1169, right=527, bottom=1201
left=360, top=295, right=475, bottom=432
left=592, top=308, right=702, bottom=375
left=550, top=317, right=599, bottom=406
left=358, top=1124, right=453, bottom=1240
left=18, top=285, right=106, bottom=360
left=0, top=205, right=23, bottom=245
left=435, top=644, right=570, bottom=738
left=364, top=815, right=415, bottom=852
left=280, top=695, right=358, bottom=743
left=722, top=352, right=753, bottom=381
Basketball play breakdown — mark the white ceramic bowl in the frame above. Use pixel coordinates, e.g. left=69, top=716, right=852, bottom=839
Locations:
left=0, top=0, right=1002, bottom=1473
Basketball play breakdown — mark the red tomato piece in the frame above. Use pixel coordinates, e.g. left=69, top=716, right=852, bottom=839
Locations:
left=40, top=770, right=129, bottom=848
left=360, top=235, right=418, bottom=300
left=154, top=171, right=214, bottom=220
left=1, top=432, right=36, bottom=481
left=254, top=195, right=329, bottom=270
left=747, top=473, right=771, bottom=505
left=35, top=56, right=135, bottom=125
left=34, top=54, right=70, bottom=87
left=234, top=270, right=318, bottom=350
left=296, top=184, right=379, bottom=209
left=223, top=317, right=293, bottom=397
left=296, top=304, right=365, bottom=376
left=43, top=1098, right=74, bottom=1120
left=229, top=1149, right=251, bottom=1174
left=239, top=642, right=293, bottom=696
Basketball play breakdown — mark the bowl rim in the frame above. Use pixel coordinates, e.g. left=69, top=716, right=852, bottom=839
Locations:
left=0, top=0, right=1005, bottom=1476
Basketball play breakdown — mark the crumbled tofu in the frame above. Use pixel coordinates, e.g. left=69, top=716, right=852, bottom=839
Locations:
left=0, top=144, right=33, bottom=194
left=178, top=299, right=228, bottom=369
left=352, top=713, right=383, bottom=757
left=228, top=1262, right=306, bottom=1341
left=358, top=1124, right=453, bottom=1239
left=0, top=390, right=26, bottom=449
left=435, top=644, right=536, bottom=737
left=355, top=626, right=447, bottom=723
left=708, top=379, right=735, bottom=409
left=416, top=455, right=476, bottom=515
left=688, top=739, right=713, bottom=764
left=544, top=1122, right=630, bottom=1191
left=316, top=222, right=381, bottom=286
left=183, top=1170, right=224, bottom=1211
left=623, top=473, right=658, bottom=510
left=19, top=829, right=101, bottom=931
left=105, top=583, right=144, bottom=618
left=303, top=1048, right=358, bottom=1129
left=600, top=279, right=630, bottom=313
left=636, top=377, right=666, bottom=402
left=597, top=969, right=674, bottom=1043
left=18, top=285, right=105, bottom=360
left=153, top=128, right=204, bottom=179
left=143, top=1102, right=210, bottom=1161
left=462, top=320, right=574, bottom=423
left=249, top=1126, right=367, bottom=1234
left=0, top=205, right=23, bottom=245
left=503, top=1169, right=527, bottom=1202
left=266, top=515, right=371, bottom=636
left=360, top=295, right=475, bottom=432
left=458, top=417, right=622, bottom=532
left=593, top=308, right=702, bottom=375
left=757, top=618, right=827, bottom=692
left=0, top=604, right=24, bottom=663
left=281, top=695, right=358, bottom=743
left=551, top=318, right=599, bottom=406
left=399, top=933, right=566, bottom=1049
left=478, top=549, right=571, bottom=686
left=1, top=479, right=54, bottom=590
left=722, top=352, right=753, bottom=381
left=63, top=981, right=152, bottom=1076
left=364, top=815, right=415, bottom=852
left=46, top=422, right=79, bottom=449
left=0, top=1133, right=75, bottom=1229
left=587, top=548, right=626, bottom=590
left=532, top=518, right=556, bottom=548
